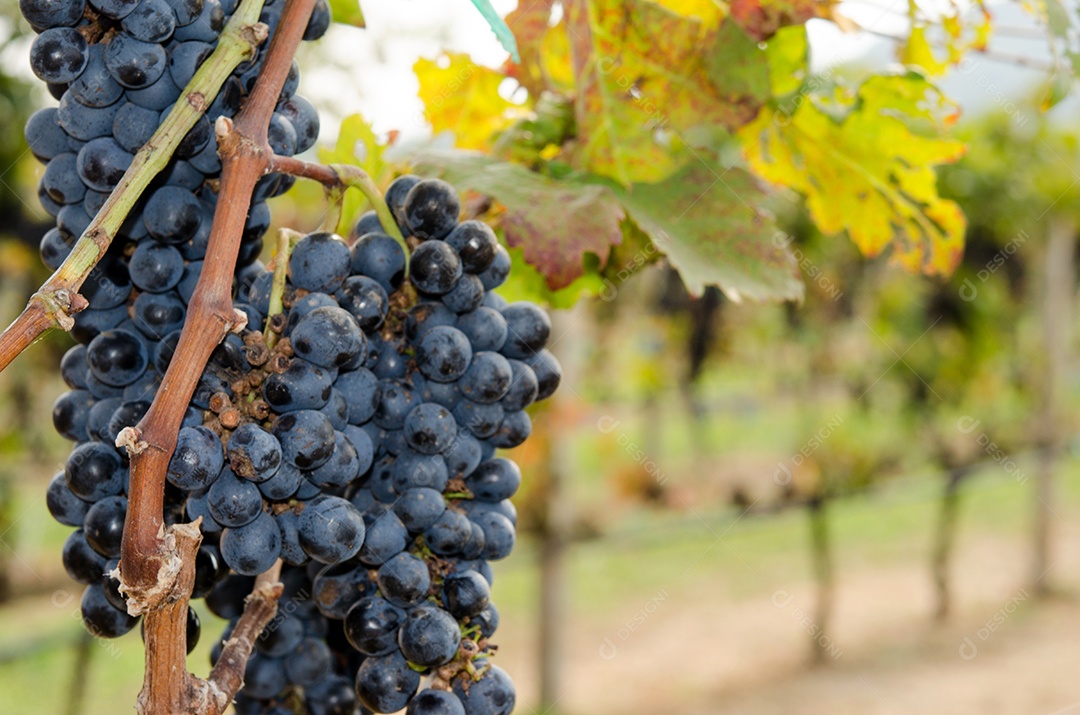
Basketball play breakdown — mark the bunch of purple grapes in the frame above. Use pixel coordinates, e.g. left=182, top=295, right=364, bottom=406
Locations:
left=51, top=170, right=560, bottom=714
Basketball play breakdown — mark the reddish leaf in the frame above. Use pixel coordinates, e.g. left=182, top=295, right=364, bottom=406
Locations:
left=729, top=0, right=822, bottom=41
left=504, top=0, right=555, bottom=97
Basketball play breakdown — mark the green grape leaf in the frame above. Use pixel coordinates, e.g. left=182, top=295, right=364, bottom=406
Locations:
left=561, top=0, right=763, bottom=184
left=738, top=73, right=967, bottom=276
left=327, top=0, right=364, bottom=27
left=470, top=0, right=520, bottom=62
left=765, top=25, right=808, bottom=98
left=612, top=162, right=803, bottom=302
left=410, top=150, right=625, bottom=290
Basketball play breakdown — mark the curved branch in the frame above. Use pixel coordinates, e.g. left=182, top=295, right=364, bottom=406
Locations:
left=267, top=154, right=408, bottom=269
left=0, top=2, right=268, bottom=375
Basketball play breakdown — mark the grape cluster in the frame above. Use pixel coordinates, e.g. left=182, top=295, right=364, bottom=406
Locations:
left=51, top=168, right=560, bottom=714
left=23, top=0, right=326, bottom=342
left=24, top=0, right=324, bottom=667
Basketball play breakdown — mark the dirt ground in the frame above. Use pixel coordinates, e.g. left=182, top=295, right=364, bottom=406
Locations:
left=498, top=519, right=1080, bottom=715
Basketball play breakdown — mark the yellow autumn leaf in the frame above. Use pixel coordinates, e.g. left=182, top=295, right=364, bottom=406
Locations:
left=738, top=74, right=967, bottom=276
left=415, top=53, right=522, bottom=151
left=900, top=26, right=947, bottom=76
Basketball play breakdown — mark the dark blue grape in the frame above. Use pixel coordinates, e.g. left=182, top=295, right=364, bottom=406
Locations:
left=354, top=209, right=384, bottom=237
left=171, top=0, right=222, bottom=41
left=20, top=0, right=86, bottom=31
left=207, top=468, right=263, bottom=528
left=423, top=509, right=472, bottom=557
left=276, top=509, right=305, bottom=564
left=81, top=582, right=139, bottom=638
left=221, top=511, right=281, bottom=576
left=85, top=329, right=151, bottom=387
left=463, top=459, right=520, bottom=503
left=524, top=349, right=561, bottom=400
left=472, top=511, right=515, bottom=561
left=286, top=292, right=337, bottom=333
left=455, top=308, right=507, bottom=353
left=60, top=344, right=89, bottom=389
left=405, top=302, right=456, bottom=341
left=391, top=450, right=448, bottom=492
left=375, top=552, right=430, bottom=607
left=298, top=495, right=365, bottom=564
left=373, top=379, right=419, bottom=430
left=478, top=244, right=511, bottom=291
left=289, top=232, right=350, bottom=292
left=319, top=387, right=349, bottom=431
left=144, top=185, right=201, bottom=243
left=459, top=352, right=512, bottom=404
left=83, top=258, right=132, bottom=309
left=77, top=137, right=133, bottom=191
left=445, top=220, right=498, bottom=274
left=167, top=0, right=204, bottom=27
left=168, top=39, right=213, bottom=89
left=344, top=596, right=405, bottom=656
left=306, top=675, right=359, bottom=715
left=130, top=241, right=184, bottom=292
left=501, top=360, right=538, bottom=412
left=121, top=0, right=176, bottom=42
left=125, top=68, right=181, bottom=109
left=488, top=410, right=531, bottom=449
left=334, top=368, right=380, bottom=425
left=285, top=637, right=333, bottom=686
left=242, top=652, right=285, bottom=699
left=42, top=153, right=85, bottom=205
left=417, top=326, right=472, bottom=383
left=470, top=602, right=499, bottom=639
left=336, top=275, right=389, bottom=333
left=311, top=563, right=374, bottom=618
left=167, top=425, right=224, bottom=490
left=342, top=424, right=375, bottom=476
left=349, top=232, right=405, bottom=294
left=442, top=273, right=484, bottom=314
left=356, top=510, right=407, bottom=568
left=398, top=603, right=460, bottom=670
left=355, top=651, right=421, bottom=714
left=259, top=461, right=303, bottom=501
left=410, top=240, right=462, bottom=295
left=307, top=431, right=360, bottom=488
left=105, top=33, right=167, bottom=88
left=277, top=95, right=320, bottom=153
left=133, top=290, right=186, bottom=338
left=403, top=178, right=459, bottom=240
left=263, top=358, right=335, bottom=412
left=267, top=112, right=297, bottom=155
left=385, top=174, right=420, bottom=227
left=47, top=471, right=91, bottom=527
left=403, top=402, right=457, bottom=455
left=245, top=270, right=274, bottom=315
left=30, top=27, right=88, bottom=84
left=452, top=665, right=515, bottom=715
left=25, top=107, right=69, bottom=161
left=443, top=430, right=482, bottom=480
left=394, top=487, right=446, bottom=534
left=63, top=529, right=108, bottom=584
left=303, top=0, right=330, bottom=40
left=291, top=306, right=366, bottom=369
left=406, top=690, right=466, bottom=715
left=104, top=399, right=150, bottom=445
left=500, top=302, right=551, bottom=359
left=52, top=389, right=94, bottom=441
left=227, top=423, right=283, bottom=482
left=83, top=495, right=126, bottom=558
left=69, top=44, right=124, bottom=107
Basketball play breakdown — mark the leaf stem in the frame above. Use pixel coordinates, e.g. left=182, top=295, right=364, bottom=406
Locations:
left=265, top=227, right=301, bottom=347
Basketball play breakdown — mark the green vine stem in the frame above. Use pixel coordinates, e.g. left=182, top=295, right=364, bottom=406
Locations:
left=265, top=227, right=302, bottom=347
left=266, top=154, right=410, bottom=275
left=0, top=0, right=269, bottom=375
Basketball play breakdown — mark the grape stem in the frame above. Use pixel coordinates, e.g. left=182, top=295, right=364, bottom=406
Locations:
left=115, top=0, right=317, bottom=711
left=0, top=0, right=269, bottom=375
left=265, top=227, right=302, bottom=347
left=267, top=154, right=411, bottom=276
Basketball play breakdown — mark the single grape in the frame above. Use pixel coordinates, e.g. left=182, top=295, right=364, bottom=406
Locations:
left=220, top=511, right=282, bottom=576
left=403, top=178, right=460, bottom=240
left=227, top=423, right=283, bottom=483
left=410, top=240, right=463, bottom=295
left=298, top=495, right=365, bottom=564
left=397, top=602, right=460, bottom=667
left=30, top=27, right=89, bottom=84
left=355, top=651, right=421, bottom=714
left=416, top=326, right=472, bottom=383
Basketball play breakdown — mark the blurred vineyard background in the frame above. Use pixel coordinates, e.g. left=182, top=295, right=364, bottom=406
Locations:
left=4, top=0, right=1080, bottom=714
